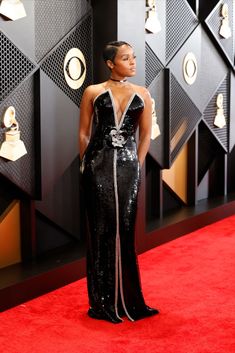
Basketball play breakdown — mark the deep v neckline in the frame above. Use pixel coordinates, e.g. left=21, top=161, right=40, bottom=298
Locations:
left=107, top=89, right=136, bottom=129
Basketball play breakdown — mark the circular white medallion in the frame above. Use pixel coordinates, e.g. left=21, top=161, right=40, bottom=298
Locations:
left=183, top=52, right=198, bottom=85
left=64, top=48, right=86, bottom=90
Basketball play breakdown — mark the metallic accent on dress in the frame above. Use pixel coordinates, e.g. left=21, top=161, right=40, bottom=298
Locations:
left=113, top=148, right=134, bottom=322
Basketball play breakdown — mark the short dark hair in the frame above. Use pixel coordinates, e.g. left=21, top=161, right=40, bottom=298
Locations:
left=103, top=41, right=132, bottom=63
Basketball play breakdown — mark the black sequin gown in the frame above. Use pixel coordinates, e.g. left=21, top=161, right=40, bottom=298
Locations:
left=82, top=89, right=157, bottom=322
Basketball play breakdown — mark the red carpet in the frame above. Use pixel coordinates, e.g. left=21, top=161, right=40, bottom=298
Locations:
left=1, top=215, right=235, bottom=353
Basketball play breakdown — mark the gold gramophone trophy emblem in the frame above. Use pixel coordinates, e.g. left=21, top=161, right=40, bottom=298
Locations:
left=219, top=3, right=231, bottom=39
left=151, top=98, right=161, bottom=140
left=214, top=94, right=226, bottom=129
left=0, top=106, right=27, bottom=161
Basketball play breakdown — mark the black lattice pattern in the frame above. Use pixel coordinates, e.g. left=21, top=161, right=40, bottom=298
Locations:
left=170, top=74, right=202, bottom=162
left=166, top=0, right=198, bottom=63
left=145, top=43, right=164, bottom=87
left=35, top=0, right=91, bottom=62
left=41, top=14, right=92, bottom=107
left=203, top=75, right=229, bottom=152
left=206, top=0, right=234, bottom=64
left=0, top=31, right=35, bottom=104
left=0, top=76, right=36, bottom=196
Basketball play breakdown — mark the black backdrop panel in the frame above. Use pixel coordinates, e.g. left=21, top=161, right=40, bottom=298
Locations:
left=41, top=13, right=93, bottom=107
left=145, top=0, right=166, bottom=66
left=166, top=0, right=198, bottom=63
left=145, top=43, right=164, bottom=88
left=205, top=0, right=234, bottom=69
left=36, top=157, right=81, bottom=239
left=0, top=76, right=36, bottom=196
left=148, top=71, right=166, bottom=168
left=230, top=72, right=235, bottom=152
left=167, top=25, right=202, bottom=112
left=200, top=28, right=229, bottom=109
left=0, top=0, right=35, bottom=61
left=0, top=31, right=35, bottom=104
left=203, top=74, right=229, bottom=152
left=170, top=74, right=202, bottom=163
left=168, top=25, right=228, bottom=114
left=35, top=0, right=91, bottom=62
left=39, top=70, right=79, bottom=198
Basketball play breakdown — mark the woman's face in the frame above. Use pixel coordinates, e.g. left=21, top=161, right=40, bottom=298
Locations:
left=109, top=44, right=136, bottom=78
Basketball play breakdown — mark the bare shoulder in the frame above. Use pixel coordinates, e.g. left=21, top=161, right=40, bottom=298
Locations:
left=130, top=83, right=151, bottom=104
left=83, top=83, right=105, bottom=100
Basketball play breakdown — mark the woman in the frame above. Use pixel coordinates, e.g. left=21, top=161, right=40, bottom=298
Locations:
left=79, top=41, right=159, bottom=323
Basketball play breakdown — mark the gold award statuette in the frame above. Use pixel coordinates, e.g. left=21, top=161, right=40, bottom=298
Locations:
left=145, top=0, right=161, bottom=34
left=214, top=93, right=226, bottom=129
left=219, top=3, right=231, bottom=39
left=151, top=98, right=161, bottom=140
left=0, top=0, right=26, bottom=21
left=0, top=106, right=27, bottom=161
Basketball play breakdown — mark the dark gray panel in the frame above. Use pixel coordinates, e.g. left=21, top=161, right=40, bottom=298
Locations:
left=145, top=0, right=166, bottom=66
left=117, top=0, right=145, bottom=86
left=203, top=74, right=229, bottom=152
left=0, top=31, right=35, bottom=103
left=36, top=157, right=81, bottom=238
left=230, top=72, right=235, bottom=151
left=148, top=71, right=166, bottom=168
left=35, top=0, right=91, bottom=62
left=0, top=0, right=35, bottom=61
left=200, top=28, right=228, bottom=108
left=170, top=74, right=202, bottom=163
left=39, top=70, right=79, bottom=197
left=41, top=14, right=93, bottom=107
left=145, top=43, right=164, bottom=87
left=197, top=171, right=209, bottom=201
left=166, top=0, right=198, bottom=63
left=0, top=76, right=36, bottom=196
left=205, top=0, right=234, bottom=67
left=168, top=26, right=228, bottom=113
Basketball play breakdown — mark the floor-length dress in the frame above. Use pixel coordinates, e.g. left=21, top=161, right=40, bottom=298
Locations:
left=82, top=88, right=158, bottom=322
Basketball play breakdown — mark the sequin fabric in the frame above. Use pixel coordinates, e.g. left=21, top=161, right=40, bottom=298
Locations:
left=83, top=89, right=154, bottom=322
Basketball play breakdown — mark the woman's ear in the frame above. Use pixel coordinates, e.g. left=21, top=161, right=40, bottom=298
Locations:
left=106, top=60, right=114, bottom=70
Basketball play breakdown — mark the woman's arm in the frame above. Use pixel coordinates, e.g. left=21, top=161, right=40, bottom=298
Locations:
left=78, top=86, right=94, bottom=159
left=137, top=88, right=152, bottom=167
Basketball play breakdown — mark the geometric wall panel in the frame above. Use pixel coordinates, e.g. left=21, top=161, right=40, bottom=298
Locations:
left=168, top=25, right=228, bottom=114
left=41, top=13, right=92, bottom=107
left=162, top=143, right=188, bottom=204
left=198, top=120, right=225, bottom=184
left=0, top=76, right=36, bottom=196
left=148, top=70, right=166, bottom=168
left=145, top=0, right=166, bottom=66
left=39, top=70, right=79, bottom=198
left=170, top=74, right=202, bottom=163
left=203, top=74, right=229, bottom=152
left=35, top=0, right=91, bottom=62
left=0, top=31, right=36, bottom=104
left=36, top=157, right=81, bottom=239
left=205, top=0, right=234, bottom=69
left=145, top=43, right=164, bottom=87
left=166, top=0, right=198, bottom=63
left=0, top=0, right=35, bottom=61
left=167, top=25, right=202, bottom=112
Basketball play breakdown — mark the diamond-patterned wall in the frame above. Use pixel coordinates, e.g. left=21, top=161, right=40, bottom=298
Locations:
left=0, top=76, right=36, bottom=196
left=0, top=0, right=93, bottom=256
left=145, top=0, right=233, bottom=224
left=41, top=14, right=92, bottom=107
left=35, top=0, right=91, bottom=62
left=0, top=31, right=35, bottom=103
left=205, top=0, right=234, bottom=68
